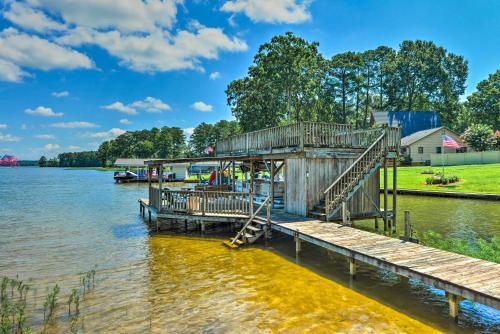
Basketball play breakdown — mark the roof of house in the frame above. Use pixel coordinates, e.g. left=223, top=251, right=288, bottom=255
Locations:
left=401, top=126, right=464, bottom=147
left=372, top=111, right=441, bottom=137
left=114, top=158, right=146, bottom=167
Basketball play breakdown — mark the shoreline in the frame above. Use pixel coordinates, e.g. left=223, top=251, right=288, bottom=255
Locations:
left=382, top=188, right=500, bottom=201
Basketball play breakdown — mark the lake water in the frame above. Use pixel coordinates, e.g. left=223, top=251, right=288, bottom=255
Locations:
left=0, top=167, right=498, bottom=333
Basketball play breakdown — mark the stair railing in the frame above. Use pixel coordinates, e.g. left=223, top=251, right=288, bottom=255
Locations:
left=323, top=128, right=388, bottom=220
left=231, top=195, right=270, bottom=245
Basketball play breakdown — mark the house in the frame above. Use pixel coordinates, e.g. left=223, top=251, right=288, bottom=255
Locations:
left=371, top=111, right=441, bottom=137
left=114, top=158, right=189, bottom=180
left=400, top=127, right=466, bottom=165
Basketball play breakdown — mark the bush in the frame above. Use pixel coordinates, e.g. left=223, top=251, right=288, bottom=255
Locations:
left=399, top=155, right=412, bottom=166
left=425, top=174, right=459, bottom=185
left=421, top=170, right=434, bottom=174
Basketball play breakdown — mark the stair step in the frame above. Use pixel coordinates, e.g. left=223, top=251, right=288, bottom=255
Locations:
left=222, top=240, right=239, bottom=249
left=244, top=233, right=255, bottom=239
left=246, top=225, right=261, bottom=232
left=309, top=211, right=326, bottom=218
left=252, top=219, right=267, bottom=225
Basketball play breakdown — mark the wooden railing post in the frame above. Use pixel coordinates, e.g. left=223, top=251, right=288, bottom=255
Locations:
left=299, top=122, right=305, bottom=151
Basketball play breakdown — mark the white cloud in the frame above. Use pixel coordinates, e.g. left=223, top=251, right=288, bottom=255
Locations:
left=34, top=0, right=179, bottom=33
left=49, top=121, right=99, bottom=128
left=0, top=133, right=21, bottom=142
left=34, top=134, right=56, bottom=139
left=52, top=91, right=69, bottom=98
left=0, top=28, right=94, bottom=72
left=25, top=106, right=63, bottom=117
left=183, top=127, right=194, bottom=136
left=0, top=58, right=29, bottom=82
left=191, top=101, right=213, bottom=112
left=130, top=96, right=171, bottom=113
left=67, top=145, right=81, bottom=150
left=43, top=143, right=60, bottom=150
left=101, top=102, right=137, bottom=115
left=119, top=118, right=132, bottom=125
left=57, top=27, right=247, bottom=73
left=82, top=128, right=126, bottom=140
left=0, top=124, right=7, bottom=129
left=209, top=71, right=221, bottom=80
left=221, top=0, right=312, bottom=24
left=3, top=2, right=66, bottom=33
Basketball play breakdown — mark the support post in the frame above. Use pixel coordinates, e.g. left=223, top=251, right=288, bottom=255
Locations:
left=392, top=157, right=397, bottom=233
left=265, top=198, right=271, bottom=238
left=200, top=220, right=205, bottom=233
left=295, top=234, right=301, bottom=255
left=404, top=210, right=411, bottom=238
left=447, top=292, right=460, bottom=321
left=342, top=201, right=348, bottom=225
left=270, top=159, right=275, bottom=209
left=232, top=160, right=236, bottom=191
left=158, top=164, right=163, bottom=211
left=383, top=158, right=388, bottom=232
left=349, top=258, right=356, bottom=277
left=148, top=210, right=151, bottom=225
left=374, top=217, right=378, bottom=229
left=249, top=161, right=255, bottom=214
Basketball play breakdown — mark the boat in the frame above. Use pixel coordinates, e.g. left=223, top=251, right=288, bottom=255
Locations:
left=114, top=171, right=138, bottom=183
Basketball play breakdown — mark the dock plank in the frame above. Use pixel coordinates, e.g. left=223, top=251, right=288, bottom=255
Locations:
left=265, top=210, right=500, bottom=310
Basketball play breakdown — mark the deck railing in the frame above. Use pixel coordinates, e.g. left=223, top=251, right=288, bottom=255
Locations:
left=159, top=190, right=252, bottom=216
left=216, top=122, right=399, bottom=155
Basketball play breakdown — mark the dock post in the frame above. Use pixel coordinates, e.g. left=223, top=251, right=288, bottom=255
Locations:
left=156, top=217, right=159, bottom=232
left=295, top=234, right=301, bottom=255
left=400, top=276, right=409, bottom=284
left=383, top=158, right=388, bottom=232
left=404, top=210, right=411, bottom=238
left=231, top=160, right=236, bottom=191
left=349, top=258, right=356, bottom=277
left=392, top=157, right=397, bottom=233
left=374, top=217, right=379, bottom=229
left=446, top=292, right=460, bottom=321
left=342, top=201, right=348, bottom=225
left=265, top=199, right=271, bottom=238
left=270, top=160, right=275, bottom=209
left=148, top=210, right=151, bottom=225
left=200, top=220, right=205, bottom=233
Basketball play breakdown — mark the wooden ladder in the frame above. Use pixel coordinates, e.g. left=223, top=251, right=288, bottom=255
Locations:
left=223, top=196, right=270, bottom=248
left=322, top=128, right=389, bottom=222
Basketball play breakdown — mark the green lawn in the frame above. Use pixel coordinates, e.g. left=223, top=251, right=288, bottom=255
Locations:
left=381, top=163, right=500, bottom=194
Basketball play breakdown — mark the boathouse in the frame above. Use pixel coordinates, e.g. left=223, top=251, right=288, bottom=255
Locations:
left=139, top=121, right=500, bottom=319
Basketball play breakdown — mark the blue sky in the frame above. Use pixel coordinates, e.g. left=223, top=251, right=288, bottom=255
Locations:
left=0, top=0, right=498, bottom=159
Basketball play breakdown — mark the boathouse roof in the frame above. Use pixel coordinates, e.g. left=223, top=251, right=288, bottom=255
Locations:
left=371, top=111, right=441, bottom=137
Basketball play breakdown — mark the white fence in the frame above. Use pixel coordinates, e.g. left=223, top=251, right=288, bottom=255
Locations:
left=430, top=150, right=500, bottom=166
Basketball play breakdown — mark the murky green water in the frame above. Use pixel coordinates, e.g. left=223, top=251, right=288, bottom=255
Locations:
left=0, top=167, right=498, bottom=333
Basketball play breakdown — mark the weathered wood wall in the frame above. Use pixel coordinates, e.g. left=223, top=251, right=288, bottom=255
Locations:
left=285, top=157, right=380, bottom=217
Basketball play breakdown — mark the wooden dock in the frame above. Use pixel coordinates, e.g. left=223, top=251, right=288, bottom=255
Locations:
left=262, top=211, right=500, bottom=315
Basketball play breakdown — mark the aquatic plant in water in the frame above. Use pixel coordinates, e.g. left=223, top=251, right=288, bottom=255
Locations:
left=0, top=265, right=98, bottom=334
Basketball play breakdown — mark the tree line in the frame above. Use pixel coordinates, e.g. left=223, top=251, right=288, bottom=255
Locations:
left=39, top=32, right=499, bottom=166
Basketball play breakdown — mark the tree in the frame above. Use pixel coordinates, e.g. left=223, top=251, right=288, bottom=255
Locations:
left=189, top=120, right=241, bottom=157
left=462, top=124, right=494, bottom=151
left=38, top=156, right=47, bottom=167
left=466, top=70, right=500, bottom=130
left=227, top=32, right=328, bottom=131
left=383, top=40, right=468, bottom=126
left=97, top=141, right=113, bottom=167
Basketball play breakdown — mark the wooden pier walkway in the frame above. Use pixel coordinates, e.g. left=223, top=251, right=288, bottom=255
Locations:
left=263, top=211, right=500, bottom=314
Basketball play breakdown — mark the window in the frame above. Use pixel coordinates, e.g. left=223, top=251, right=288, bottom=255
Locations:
left=436, top=147, right=442, bottom=153
left=418, top=147, right=424, bottom=154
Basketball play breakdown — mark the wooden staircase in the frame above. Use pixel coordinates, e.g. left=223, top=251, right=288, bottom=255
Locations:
left=223, top=196, right=270, bottom=248
left=318, top=128, right=390, bottom=222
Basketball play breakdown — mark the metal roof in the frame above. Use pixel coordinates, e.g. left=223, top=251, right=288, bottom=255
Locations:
left=114, top=158, right=147, bottom=167
left=372, top=111, right=441, bottom=137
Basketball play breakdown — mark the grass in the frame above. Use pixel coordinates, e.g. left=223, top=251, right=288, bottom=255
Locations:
left=382, top=163, right=500, bottom=194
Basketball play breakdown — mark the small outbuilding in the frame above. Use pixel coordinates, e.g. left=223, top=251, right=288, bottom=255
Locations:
left=400, top=127, right=466, bottom=165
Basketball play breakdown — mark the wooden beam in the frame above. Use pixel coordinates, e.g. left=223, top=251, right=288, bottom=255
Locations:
left=392, top=158, right=397, bottom=232
left=383, top=159, right=388, bottom=232
left=231, top=160, right=236, bottom=191
left=270, top=159, right=275, bottom=209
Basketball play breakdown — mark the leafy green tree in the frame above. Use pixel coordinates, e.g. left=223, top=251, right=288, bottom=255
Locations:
left=462, top=124, right=494, bottom=151
left=384, top=40, right=468, bottom=126
left=466, top=70, right=500, bottom=130
left=38, top=156, right=47, bottom=167
left=97, top=141, right=113, bottom=167
left=189, top=120, right=241, bottom=156
left=227, top=32, right=328, bottom=131
left=134, top=140, right=155, bottom=158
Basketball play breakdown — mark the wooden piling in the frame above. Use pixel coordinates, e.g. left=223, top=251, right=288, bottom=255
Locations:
left=295, top=235, right=301, bottom=255
left=349, top=258, right=356, bottom=277
left=383, top=158, right=388, bottom=232
left=392, top=158, right=397, bottom=232
left=447, top=292, right=460, bottom=321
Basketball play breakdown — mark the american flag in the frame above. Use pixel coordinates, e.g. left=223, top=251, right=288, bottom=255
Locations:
left=442, top=135, right=462, bottom=149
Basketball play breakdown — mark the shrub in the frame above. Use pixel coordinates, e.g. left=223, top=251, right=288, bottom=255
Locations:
left=399, top=155, right=412, bottom=166
left=425, top=174, right=459, bottom=185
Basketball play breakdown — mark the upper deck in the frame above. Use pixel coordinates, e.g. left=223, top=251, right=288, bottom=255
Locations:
left=216, top=122, right=400, bottom=157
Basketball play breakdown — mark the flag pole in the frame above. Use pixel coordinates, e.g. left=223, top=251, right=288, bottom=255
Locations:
left=441, top=128, right=445, bottom=176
